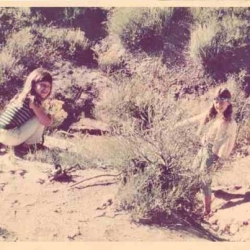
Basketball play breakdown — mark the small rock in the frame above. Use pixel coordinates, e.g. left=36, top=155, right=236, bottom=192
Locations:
left=243, top=221, right=249, bottom=226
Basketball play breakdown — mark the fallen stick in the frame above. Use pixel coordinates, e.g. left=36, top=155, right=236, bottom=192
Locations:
left=70, top=172, right=122, bottom=188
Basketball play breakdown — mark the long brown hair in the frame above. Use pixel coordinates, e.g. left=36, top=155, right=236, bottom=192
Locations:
left=14, top=68, right=53, bottom=103
left=204, top=87, right=233, bottom=125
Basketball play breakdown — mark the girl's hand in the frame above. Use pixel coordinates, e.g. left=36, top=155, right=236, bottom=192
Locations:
left=28, top=96, right=52, bottom=126
left=29, top=95, right=40, bottom=110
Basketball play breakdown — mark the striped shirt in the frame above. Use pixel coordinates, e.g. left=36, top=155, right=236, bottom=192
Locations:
left=0, top=98, right=35, bottom=129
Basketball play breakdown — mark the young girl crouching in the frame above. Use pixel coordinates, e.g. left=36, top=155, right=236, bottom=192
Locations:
left=0, top=68, right=53, bottom=156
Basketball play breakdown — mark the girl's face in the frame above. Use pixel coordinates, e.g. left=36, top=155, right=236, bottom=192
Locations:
left=34, top=81, right=52, bottom=100
left=213, top=97, right=230, bottom=114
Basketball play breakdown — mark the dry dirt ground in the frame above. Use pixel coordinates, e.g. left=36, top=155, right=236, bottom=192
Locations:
left=0, top=137, right=250, bottom=242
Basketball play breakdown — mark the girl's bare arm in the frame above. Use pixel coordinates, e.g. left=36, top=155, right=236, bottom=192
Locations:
left=175, top=111, right=207, bottom=129
left=29, top=97, right=52, bottom=126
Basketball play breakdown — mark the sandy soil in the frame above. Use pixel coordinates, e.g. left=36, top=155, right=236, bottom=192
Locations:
left=0, top=152, right=206, bottom=242
left=1, top=141, right=250, bottom=242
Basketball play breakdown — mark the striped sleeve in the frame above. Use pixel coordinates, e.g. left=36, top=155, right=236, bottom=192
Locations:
left=0, top=98, right=35, bottom=129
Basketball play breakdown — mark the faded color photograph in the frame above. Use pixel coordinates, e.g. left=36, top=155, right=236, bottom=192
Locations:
left=1, top=7, right=250, bottom=242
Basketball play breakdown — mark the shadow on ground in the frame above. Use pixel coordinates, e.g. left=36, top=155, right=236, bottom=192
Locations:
left=214, top=189, right=250, bottom=210
left=135, top=216, right=226, bottom=242
left=166, top=222, right=226, bottom=242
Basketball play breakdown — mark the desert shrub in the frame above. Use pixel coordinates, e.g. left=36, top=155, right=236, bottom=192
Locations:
left=0, top=27, right=58, bottom=82
left=94, top=69, right=172, bottom=132
left=42, top=26, right=92, bottom=65
left=30, top=7, right=109, bottom=41
left=189, top=8, right=250, bottom=81
left=0, top=25, right=93, bottom=87
left=190, top=8, right=223, bottom=25
left=191, top=7, right=250, bottom=25
left=94, top=55, right=213, bottom=131
left=0, top=7, right=34, bottom=46
left=71, top=7, right=109, bottom=41
left=94, top=55, right=172, bottom=114
left=29, top=7, right=68, bottom=23
left=108, top=7, right=174, bottom=54
left=114, top=97, right=204, bottom=224
left=95, top=67, right=206, bottom=223
left=94, top=40, right=126, bottom=75
left=0, top=51, right=24, bottom=83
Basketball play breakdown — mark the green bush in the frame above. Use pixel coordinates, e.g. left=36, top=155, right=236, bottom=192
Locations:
left=108, top=8, right=174, bottom=54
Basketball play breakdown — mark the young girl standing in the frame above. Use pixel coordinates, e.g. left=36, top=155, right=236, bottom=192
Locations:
left=177, top=88, right=237, bottom=216
left=0, top=68, right=53, bottom=155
